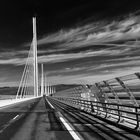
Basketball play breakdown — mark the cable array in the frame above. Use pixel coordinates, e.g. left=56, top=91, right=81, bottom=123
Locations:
left=16, top=42, right=35, bottom=99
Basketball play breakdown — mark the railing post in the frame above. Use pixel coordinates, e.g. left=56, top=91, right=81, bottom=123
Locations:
left=96, top=102, right=101, bottom=115
left=90, top=101, right=94, bottom=113
left=96, top=102, right=99, bottom=115
left=117, top=104, right=121, bottom=123
left=84, top=100, right=86, bottom=110
left=135, top=107, right=139, bottom=129
left=104, top=103, right=108, bottom=118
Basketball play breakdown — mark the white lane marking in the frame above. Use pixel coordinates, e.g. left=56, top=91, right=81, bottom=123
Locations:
left=12, top=115, right=19, bottom=120
left=0, top=114, right=21, bottom=133
left=59, top=116, right=81, bottom=140
left=46, top=98, right=55, bottom=109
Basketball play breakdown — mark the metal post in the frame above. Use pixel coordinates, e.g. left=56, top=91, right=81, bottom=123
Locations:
left=135, top=107, right=139, bottom=129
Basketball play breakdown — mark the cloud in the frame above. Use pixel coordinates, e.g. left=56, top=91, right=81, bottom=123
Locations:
left=38, top=49, right=118, bottom=64
left=1, top=11, right=140, bottom=86
left=33, top=15, right=140, bottom=51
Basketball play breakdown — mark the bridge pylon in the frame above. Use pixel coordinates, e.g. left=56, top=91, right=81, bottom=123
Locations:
left=33, top=17, right=38, bottom=97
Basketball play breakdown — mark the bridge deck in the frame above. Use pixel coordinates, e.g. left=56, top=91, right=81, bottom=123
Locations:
left=0, top=97, right=139, bottom=140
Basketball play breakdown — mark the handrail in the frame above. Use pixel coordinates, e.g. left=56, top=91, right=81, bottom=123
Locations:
left=50, top=96, right=140, bottom=130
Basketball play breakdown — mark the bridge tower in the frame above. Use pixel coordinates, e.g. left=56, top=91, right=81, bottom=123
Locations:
left=16, top=17, right=39, bottom=99
left=33, top=17, right=38, bottom=97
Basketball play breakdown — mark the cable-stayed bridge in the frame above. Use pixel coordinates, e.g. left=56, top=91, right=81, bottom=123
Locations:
left=0, top=17, right=140, bottom=140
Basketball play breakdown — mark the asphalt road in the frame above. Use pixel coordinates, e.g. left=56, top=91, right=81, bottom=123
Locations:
left=0, top=96, right=140, bottom=140
left=0, top=97, right=73, bottom=140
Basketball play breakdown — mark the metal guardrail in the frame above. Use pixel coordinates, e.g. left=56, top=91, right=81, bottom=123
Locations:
left=50, top=97, right=140, bottom=131
left=51, top=72, right=140, bottom=132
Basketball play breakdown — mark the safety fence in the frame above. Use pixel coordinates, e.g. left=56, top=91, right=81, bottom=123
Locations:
left=49, top=96, right=140, bottom=132
left=50, top=72, right=140, bottom=132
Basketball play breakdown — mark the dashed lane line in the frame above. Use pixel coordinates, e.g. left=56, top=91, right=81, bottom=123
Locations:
left=12, top=115, right=20, bottom=120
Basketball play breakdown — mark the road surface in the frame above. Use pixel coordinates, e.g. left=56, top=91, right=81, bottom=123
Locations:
left=0, top=96, right=139, bottom=140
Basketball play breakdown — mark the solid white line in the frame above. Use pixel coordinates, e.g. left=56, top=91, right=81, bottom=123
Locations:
left=12, top=115, right=19, bottom=120
left=59, top=116, right=81, bottom=140
left=46, top=98, right=55, bottom=109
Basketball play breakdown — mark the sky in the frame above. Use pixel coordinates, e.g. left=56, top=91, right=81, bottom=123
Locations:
left=0, top=0, right=140, bottom=86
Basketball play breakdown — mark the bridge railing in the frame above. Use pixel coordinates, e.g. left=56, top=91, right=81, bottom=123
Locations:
left=49, top=96, right=140, bottom=131
left=50, top=72, right=140, bottom=132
